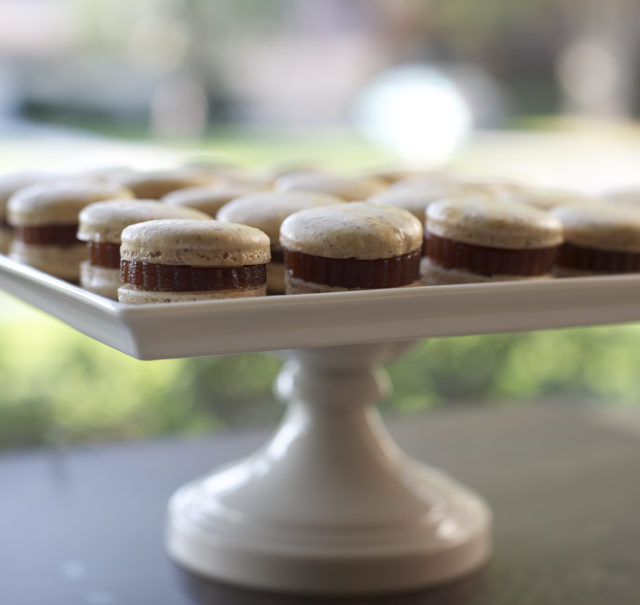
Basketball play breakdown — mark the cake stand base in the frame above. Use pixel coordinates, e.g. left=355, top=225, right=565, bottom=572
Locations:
left=166, top=341, right=491, bottom=595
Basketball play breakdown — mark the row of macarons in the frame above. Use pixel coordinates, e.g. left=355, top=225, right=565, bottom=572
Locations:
left=1, top=165, right=640, bottom=304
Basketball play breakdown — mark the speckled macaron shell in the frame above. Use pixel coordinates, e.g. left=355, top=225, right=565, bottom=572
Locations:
left=216, top=191, right=345, bottom=245
left=367, top=183, right=464, bottom=222
left=0, top=171, right=52, bottom=217
left=118, top=282, right=266, bottom=304
left=509, top=188, right=602, bottom=211
left=549, top=205, right=640, bottom=253
left=274, top=172, right=386, bottom=201
left=427, top=197, right=563, bottom=250
left=77, top=200, right=211, bottom=243
left=280, top=202, right=423, bottom=260
left=161, top=184, right=264, bottom=217
left=120, top=219, right=271, bottom=267
left=7, top=181, right=133, bottom=226
left=114, top=170, right=214, bottom=199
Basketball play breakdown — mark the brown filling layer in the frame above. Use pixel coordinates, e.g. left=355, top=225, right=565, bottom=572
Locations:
left=270, top=247, right=284, bottom=264
left=14, top=223, right=81, bottom=247
left=88, top=242, right=121, bottom=269
left=556, top=242, right=640, bottom=273
left=121, top=260, right=267, bottom=292
left=283, top=249, right=421, bottom=289
left=0, top=217, right=12, bottom=230
left=425, top=232, right=558, bottom=277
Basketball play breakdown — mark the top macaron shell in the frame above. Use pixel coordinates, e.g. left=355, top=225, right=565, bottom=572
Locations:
left=8, top=181, right=134, bottom=226
left=280, top=202, right=423, bottom=260
left=120, top=219, right=271, bottom=267
left=274, top=173, right=387, bottom=201
left=77, top=200, right=212, bottom=243
left=427, top=197, right=563, bottom=250
left=549, top=204, right=640, bottom=253
left=0, top=172, right=53, bottom=216
left=161, top=183, right=265, bottom=216
left=216, top=191, right=345, bottom=244
left=367, top=183, right=464, bottom=221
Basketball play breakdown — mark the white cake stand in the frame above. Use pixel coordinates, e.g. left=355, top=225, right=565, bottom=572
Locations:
left=1, top=255, right=639, bottom=595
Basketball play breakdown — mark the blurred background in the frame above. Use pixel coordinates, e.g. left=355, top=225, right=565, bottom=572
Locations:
left=2, top=0, right=640, bottom=449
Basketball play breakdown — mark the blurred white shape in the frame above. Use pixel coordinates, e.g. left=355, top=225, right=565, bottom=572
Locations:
left=151, top=73, right=208, bottom=139
left=557, top=39, right=621, bottom=112
left=353, top=65, right=473, bottom=164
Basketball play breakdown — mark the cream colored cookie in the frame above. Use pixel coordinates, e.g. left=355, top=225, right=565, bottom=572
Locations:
left=120, top=219, right=270, bottom=267
left=368, top=183, right=464, bottom=221
left=274, top=172, right=386, bottom=201
left=113, top=170, right=213, bottom=199
left=118, top=283, right=266, bottom=304
left=549, top=204, right=640, bottom=253
left=216, top=191, right=345, bottom=243
left=78, top=200, right=211, bottom=243
left=9, top=240, right=87, bottom=281
left=420, top=257, right=553, bottom=286
left=376, top=169, right=457, bottom=185
left=280, top=202, right=423, bottom=260
left=510, top=188, right=602, bottom=211
left=427, top=196, right=563, bottom=250
left=0, top=171, right=52, bottom=216
left=80, top=262, right=121, bottom=300
left=8, top=181, right=133, bottom=226
left=285, top=274, right=421, bottom=295
left=161, top=184, right=265, bottom=217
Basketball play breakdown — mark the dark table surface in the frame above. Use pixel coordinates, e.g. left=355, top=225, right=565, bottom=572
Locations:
left=2, top=404, right=640, bottom=605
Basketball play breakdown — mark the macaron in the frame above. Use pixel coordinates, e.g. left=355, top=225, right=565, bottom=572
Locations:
left=550, top=205, right=640, bottom=276
left=280, top=202, right=423, bottom=294
left=274, top=172, right=386, bottom=201
left=77, top=200, right=212, bottom=299
left=604, top=189, right=640, bottom=207
left=368, top=181, right=465, bottom=222
left=0, top=171, right=52, bottom=254
left=507, top=187, right=602, bottom=211
left=423, top=196, right=563, bottom=285
left=216, top=191, right=345, bottom=293
left=7, top=180, right=133, bottom=281
left=118, top=219, right=271, bottom=303
left=113, top=169, right=213, bottom=199
left=161, top=183, right=263, bottom=218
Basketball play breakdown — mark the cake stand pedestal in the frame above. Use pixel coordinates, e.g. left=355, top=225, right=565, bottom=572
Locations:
left=167, top=341, right=491, bottom=595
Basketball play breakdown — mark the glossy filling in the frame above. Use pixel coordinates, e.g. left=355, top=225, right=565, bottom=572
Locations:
left=14, top=223, right=81, bottom=247
left=283, top=249, right=421, bottom=289
left=556, top=242, right=640, bottom=273
left=121, top=260, right=267, bottom=292
left=425, top=232, right=558, bottom=276
left=89, top=242, right=121, bottom=268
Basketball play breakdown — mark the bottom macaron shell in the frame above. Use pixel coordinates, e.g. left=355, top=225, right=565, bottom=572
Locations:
left=117, top=283, right=267, bottom=304
left=266, top=262, right=285, bottom=295
left=9, top=240, right=87, bottom=281
left=0, top=227, right=12, bottom=255
left=421, top=257, right=554, bottom=286
left=80, top=261, right=120, bottom=300
left=285, top=274, right=421, bottom=295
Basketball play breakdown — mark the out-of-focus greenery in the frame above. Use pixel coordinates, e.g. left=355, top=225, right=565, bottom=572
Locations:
left=1, top=290, right=640, bottom=451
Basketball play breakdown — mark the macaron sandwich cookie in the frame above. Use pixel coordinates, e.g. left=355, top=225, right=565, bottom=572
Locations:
left=114, top=170, right=213, bottom=199
left=77, top=200, right=211, bottom=299
left=118, top=219, right=271, bottom=303
left=423, top=196, right=563, bottom=285
left=550, top=205, right=640, bottom=276
left=161, top=183, right=263, bottom=218
left=217, top=191, right=344, bottom=293
left=274, top=172, right=387, bottom=201
left=8, top=181, right=133, bottom=281
left=0, top=172, right=51, bottom=254
left=280, top=202, right=423, bottom=294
